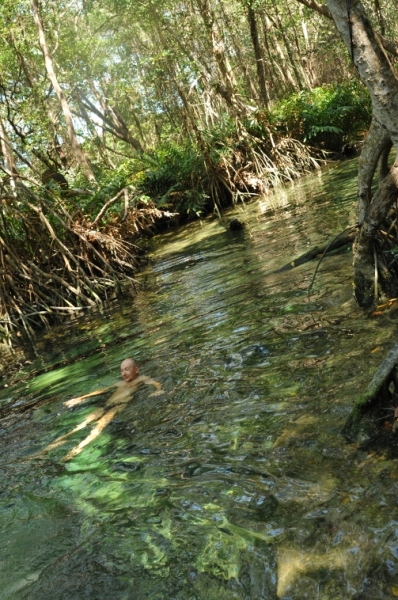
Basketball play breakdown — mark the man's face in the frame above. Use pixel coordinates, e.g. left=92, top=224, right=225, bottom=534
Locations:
left=121, top=359, right=139, bottom=382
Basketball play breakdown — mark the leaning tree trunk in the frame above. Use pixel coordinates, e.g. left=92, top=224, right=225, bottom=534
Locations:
left=31, top=0, right=96, bottom=183
left=326, top=0, right=398, bottom=307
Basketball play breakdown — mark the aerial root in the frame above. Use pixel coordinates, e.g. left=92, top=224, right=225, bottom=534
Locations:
left=205, top=128, right=325, bottom=209
left=0, top=179, right=171, bottom=345
left=342, top=340, right=398, bottom=440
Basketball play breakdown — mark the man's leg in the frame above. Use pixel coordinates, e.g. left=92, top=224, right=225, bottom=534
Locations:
left=62, top=406, right=122, bottom=461
left=42, top=408, right=105, bottom=453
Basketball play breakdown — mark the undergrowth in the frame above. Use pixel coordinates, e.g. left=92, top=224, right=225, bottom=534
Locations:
left=269, top=80, right=371, bottom=151
left=0, top=82, right=371, bottom=347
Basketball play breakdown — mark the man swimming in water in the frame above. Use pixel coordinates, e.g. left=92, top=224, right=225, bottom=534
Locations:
left=43, top=358, right=163, bottom=461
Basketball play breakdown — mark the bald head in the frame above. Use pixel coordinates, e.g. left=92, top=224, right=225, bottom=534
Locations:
left=120, top=358, right=139, bottom=382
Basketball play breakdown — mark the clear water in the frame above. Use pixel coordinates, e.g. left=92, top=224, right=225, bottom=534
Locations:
left=1, top=159, right=398, bottom=599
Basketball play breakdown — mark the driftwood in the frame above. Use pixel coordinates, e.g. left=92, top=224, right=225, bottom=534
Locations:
left=273, top=226, right=357, bottom=273
left=342, top=339, right=398, bottom=439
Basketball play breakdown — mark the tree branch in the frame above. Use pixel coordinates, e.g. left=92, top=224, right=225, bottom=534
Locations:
left=296, top=0, right=398, bottom=57
left=91, top=188, right=126, bottom=227
left=296, top=0, right=332, bottom=19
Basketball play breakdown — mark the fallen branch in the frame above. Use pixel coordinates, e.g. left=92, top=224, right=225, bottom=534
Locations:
left=307, top=225, right=358, bottom=297
left=273, top=226, right=357, bottom=274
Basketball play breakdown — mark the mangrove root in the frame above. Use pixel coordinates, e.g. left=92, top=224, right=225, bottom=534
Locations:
left=0, top=177, right=173, bottom=346
left=342, top=339, right=398, bottom=439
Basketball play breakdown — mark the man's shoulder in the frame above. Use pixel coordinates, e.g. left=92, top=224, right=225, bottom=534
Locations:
left=134, top=375, right=153, bottom=384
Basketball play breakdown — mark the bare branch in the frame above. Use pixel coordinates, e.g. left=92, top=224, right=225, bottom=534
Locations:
left=91, top=188, right=126, bottom=227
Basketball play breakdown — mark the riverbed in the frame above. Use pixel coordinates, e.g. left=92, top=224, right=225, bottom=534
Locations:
left=1, top=159, right=398, bottom=599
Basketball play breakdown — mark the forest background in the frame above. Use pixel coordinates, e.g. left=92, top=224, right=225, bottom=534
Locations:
left=0, top=0, right=395, bottom=350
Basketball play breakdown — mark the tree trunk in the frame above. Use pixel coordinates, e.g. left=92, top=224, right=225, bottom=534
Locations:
left=326, top=0, right=398, bottom=306
left=357, top=117, right=391, bottom=224
left=128, top=106, right=147, bottom=148
left=74, top=93, right=115, bottom=168
left=378, top=140, right=393, bottom=183
left=0, top=119, right=18, bottom=175
left=31, top=0, right=96, bottom=182
left=342, top=338, right=398, bottom=438
left=247, top=3, right=270, bottom=108
left=286, top=2, right=314, bottom=89
left=353, top=160, right=398, bottom=306
left=373, top=0, right=386, bottom=36
left=271, top=3, right=305, bottom=90
left=296, top=0, right=398, bottom=59
left=195, top=0, right=248, bottom=117
left=0, top=118, right=18, bottom=190
left=326, top=0, right=398, bottom=144
left=218, top=0, right=259, bottom=102
left=80, top=92, right=144, bottom=154
left=261, top=13, right=298, bottom=93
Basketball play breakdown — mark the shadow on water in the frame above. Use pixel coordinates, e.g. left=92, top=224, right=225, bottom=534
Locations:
left=2, top=159, right=398, bottom=599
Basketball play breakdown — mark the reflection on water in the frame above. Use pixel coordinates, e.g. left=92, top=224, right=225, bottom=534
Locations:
left=1, top=160, right=398, bottom=599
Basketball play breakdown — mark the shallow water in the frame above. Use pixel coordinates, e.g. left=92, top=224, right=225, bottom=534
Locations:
left=1, top=159, right=398, bottom=599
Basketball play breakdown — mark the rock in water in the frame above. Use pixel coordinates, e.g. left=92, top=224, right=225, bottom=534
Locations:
left=229, top=218, right=244, bottom=231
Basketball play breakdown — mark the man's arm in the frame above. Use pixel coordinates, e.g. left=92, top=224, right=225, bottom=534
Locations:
left=138, top=375, right=164, bottom=396
left=64, top=384, right=115, bottom=408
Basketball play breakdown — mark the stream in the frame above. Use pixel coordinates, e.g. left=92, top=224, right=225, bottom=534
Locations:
left=1, top=159, right=398, bottom=599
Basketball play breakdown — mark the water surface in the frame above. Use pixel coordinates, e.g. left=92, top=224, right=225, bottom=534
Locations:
left=1, top=160, right=398, bottom=599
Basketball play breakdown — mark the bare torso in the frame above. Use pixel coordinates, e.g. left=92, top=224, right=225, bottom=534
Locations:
left=105, top=375, right=158, bottom=407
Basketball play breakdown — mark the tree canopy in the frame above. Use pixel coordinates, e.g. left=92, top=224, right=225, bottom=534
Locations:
left=0, top=0, right=368, bottom=180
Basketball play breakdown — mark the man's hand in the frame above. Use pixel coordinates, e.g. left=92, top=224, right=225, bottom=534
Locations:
left=148, top=390, right=165, bottom=397
left=64, top=396, right=84, bottom=407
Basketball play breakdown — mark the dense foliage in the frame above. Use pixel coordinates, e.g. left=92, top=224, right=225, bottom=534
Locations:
left=270, top=81, right=372, bottom=151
